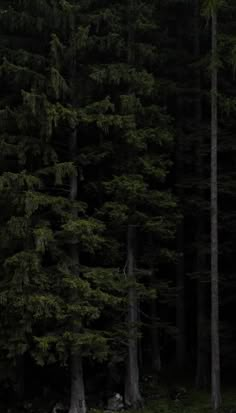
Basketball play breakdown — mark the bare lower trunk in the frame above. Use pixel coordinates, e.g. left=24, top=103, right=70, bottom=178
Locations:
left=69, top=354, right=86, bottom=413
left=137, top=301, right=143, bottom=371
left=175, top=21, right=186, bottom=369
left=69, top=129, right=86, bottom=413
left=211, top=8, right=221, bottom=411
left=151, top=325, right=161, bottom=373
left=150, top=285, right=161, bottom=373
left=176, top=224, right=185, bottom=370
left=194, top=0, right=209, bottom=388
left=125, top=225, right=142, bottom=409
left=176, top=143, right=186, bottom=370
left=196, top=275, right=208, bottom=388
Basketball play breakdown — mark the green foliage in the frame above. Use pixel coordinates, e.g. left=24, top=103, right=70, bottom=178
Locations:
left=0, top=0, right=177, bottom=401
left=202, top=0, right=225, bottom=16
left=62, top=218, right=105, bottom=253
left=0, top=0, right=236, bottom=409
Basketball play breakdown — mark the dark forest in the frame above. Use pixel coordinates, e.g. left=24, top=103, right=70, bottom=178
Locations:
left=0, top=1, right=236, bottom=412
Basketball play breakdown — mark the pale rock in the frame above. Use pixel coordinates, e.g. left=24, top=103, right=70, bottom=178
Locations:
left=106, top=393, right=124, bottom=411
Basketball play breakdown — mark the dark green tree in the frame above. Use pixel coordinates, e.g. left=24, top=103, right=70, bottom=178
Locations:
left=0, top=4, right=123, bottom=412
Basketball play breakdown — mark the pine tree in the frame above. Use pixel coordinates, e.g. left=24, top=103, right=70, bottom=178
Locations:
left=0, top=3, right=123, bottom=408
left=72, top=0, right=177, bottom=406
left=6, top=0, right=236, bottom=407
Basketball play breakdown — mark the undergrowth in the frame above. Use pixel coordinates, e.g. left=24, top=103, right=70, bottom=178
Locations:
left=130, top=389, right=236, bottom=413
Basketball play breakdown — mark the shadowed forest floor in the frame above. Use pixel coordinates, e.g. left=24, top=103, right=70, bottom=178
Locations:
left=136, top=391, right=236, bottom=413
left=3, top=388, right=236, bottom=413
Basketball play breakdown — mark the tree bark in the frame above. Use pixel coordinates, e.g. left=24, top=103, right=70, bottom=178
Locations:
left=175, top=19, right=186, bottom=371
left=194, top=0, right=209, bottom=389
left=124, top=0, right=142, bottom=406
left=175, top=95, right=186, bottom=370
left=69, top=353, right=86, bottom=413
left=150, top=293, right=161, bottom=373
left=176, top=219, right=185, bottom=370
left=150, top=263, right=161, bottom=373
left=211, top=7, right=221, bottom=411
left=69, top=129, right=86, bottom=413
left=125, top=225, right=142, bottom=408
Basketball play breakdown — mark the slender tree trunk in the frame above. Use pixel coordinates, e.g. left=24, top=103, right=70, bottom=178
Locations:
left=124, top=0, right=142, bottom=406
left=150, top=260, right=161, bottom=373
left=125, top=225, right=142, bottom=408
left=175, top=97, right=186, bottom=370
left=150, top=293, right=161, bottom=373
left=138, top=301, right=143, bottom=372
left=175, top=19, right=186, bottom=370
left=194, top=0, right=209, bottom=388
left=211, top=8, right=221, bottom=411
left=176, top=219, right=185, bottom=370
left=69, top=129, right=86, bottom=413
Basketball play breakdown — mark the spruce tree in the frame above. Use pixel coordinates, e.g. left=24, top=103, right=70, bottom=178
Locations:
left=71, top=0, right=177, bottom=406
left=0, top=3, right=122, bottom=408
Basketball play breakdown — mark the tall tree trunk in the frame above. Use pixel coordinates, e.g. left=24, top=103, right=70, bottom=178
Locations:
left=69, top=129, right=86, bottom=413
left=124, top=0, right=142, bottom=406
left=211, top=7, right=221, bottom=411
left=150, top=292, right=161, bottom=373
left=175, top=97, right=186, bottom=371
left=125, top=225, right=142, bottom=408
left=138, top=301, right=143, bottom=372
left=175, top=18, right=186, bottom=370
left=194, top=0, right=208, bottom=388
left=176, top=218, right=185, bottom=370
left=150, top=261, right=161, bottom=373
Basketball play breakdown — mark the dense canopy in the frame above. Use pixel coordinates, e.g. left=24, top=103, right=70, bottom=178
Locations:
left=0, top=1, right=236, bottom=412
